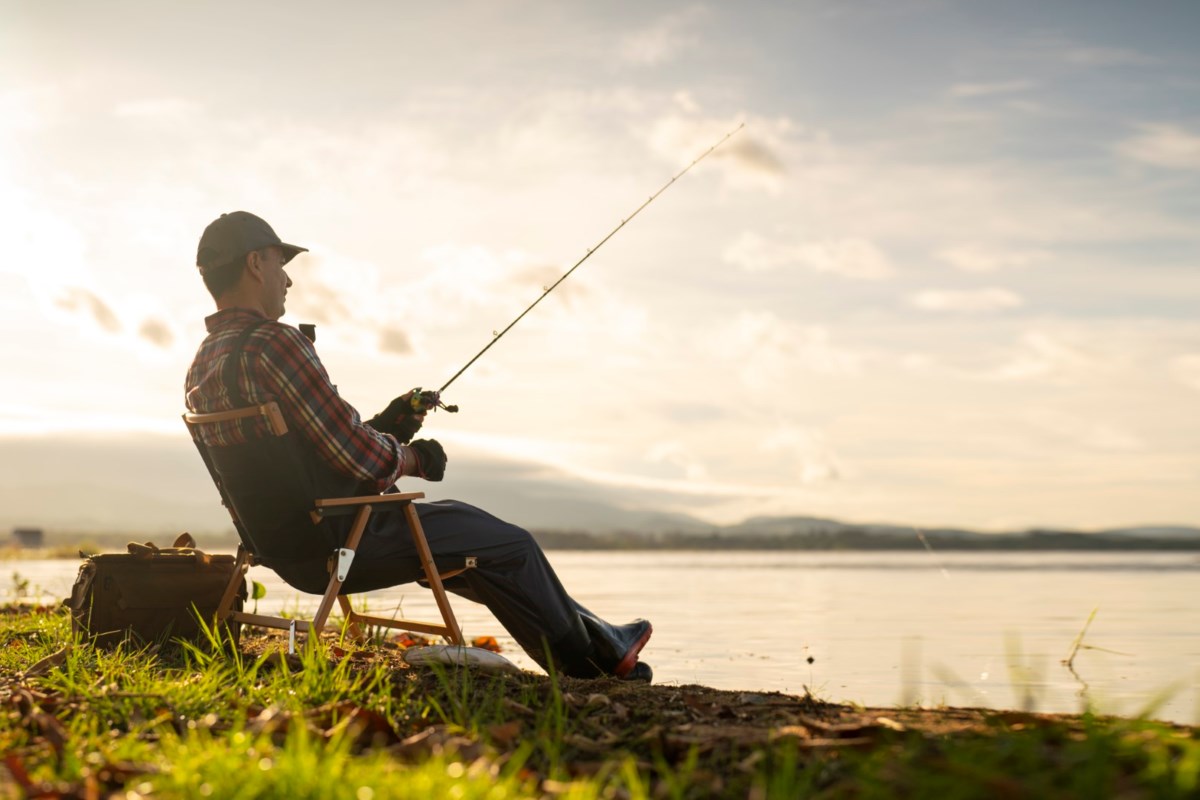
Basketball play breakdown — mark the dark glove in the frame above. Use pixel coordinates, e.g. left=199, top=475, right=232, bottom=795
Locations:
left=409, top=438, right=447, bottom=481
left=366, top=393, right=423, bottom=444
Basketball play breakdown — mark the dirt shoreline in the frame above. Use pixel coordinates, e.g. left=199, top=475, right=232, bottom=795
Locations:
left=5, top=613, right=1199, bottom=797
left=243, top=630, right=1199, bottom=775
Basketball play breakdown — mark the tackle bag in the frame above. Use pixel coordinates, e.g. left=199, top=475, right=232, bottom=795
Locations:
left=67, top=533, right=246, bottom=648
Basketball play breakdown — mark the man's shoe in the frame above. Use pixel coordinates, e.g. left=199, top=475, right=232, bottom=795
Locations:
left=622, top=661, right=653, bottom=683
left=612, top=620, right=652, bottom=678
left=572, top=603, right=653, bottom=678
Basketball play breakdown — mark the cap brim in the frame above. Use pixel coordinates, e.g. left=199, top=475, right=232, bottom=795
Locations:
left=279, top=243, right=308, bottom=265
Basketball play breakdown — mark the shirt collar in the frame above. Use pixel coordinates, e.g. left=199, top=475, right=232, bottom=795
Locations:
left=204, top=307, right=269, bottom=333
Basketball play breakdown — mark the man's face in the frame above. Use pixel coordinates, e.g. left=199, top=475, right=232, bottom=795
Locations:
left=255, top=246, right=293, bottom=320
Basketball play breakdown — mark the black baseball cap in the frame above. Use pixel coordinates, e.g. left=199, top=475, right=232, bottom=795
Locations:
left=196, top=211, right=308, bottom=271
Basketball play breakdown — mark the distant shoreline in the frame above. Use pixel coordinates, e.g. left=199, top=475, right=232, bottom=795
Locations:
left=4, top=527, right=1200, bottom=559
left=532, top=530, right=1200, bottom=551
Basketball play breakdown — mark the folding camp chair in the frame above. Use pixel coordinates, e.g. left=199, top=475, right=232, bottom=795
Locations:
left=183, top=400, right=468, bottom=652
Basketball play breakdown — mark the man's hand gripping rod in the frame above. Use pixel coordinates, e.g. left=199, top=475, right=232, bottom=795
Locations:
left=410, top=122, right=746, bottom=414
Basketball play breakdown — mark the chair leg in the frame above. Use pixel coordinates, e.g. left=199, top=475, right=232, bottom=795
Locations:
left=311, top=504, right=372, bottom=637
left=338, top=595, right=365, bottom=642
left=217, top=545, right=251, bottom=621
left=403, top=502, right=464, bottom=645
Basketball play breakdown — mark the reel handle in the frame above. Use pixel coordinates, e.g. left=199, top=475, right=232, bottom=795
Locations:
left=409, top=387, right=459, bottom=414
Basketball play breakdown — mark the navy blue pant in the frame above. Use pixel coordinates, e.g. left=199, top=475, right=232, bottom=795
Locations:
left=346, top=500, right=583, bottom=662
left=274, top=498, right=627, bottom=674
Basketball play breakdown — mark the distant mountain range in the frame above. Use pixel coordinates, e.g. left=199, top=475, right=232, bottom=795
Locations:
left=2, top=434, right=1197, bottom=550
left=530, top=515, right=1200, bottom=550
left=720, top=516, right=1200, bottom=541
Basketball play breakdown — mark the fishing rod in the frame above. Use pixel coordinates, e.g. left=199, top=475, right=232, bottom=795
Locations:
left=409, top=121, right=745, bottom=415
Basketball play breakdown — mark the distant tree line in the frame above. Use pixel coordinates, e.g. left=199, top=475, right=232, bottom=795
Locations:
left=13, top=526, right=1200, bottom=557
left=529, top=529, right=1200, bottom=551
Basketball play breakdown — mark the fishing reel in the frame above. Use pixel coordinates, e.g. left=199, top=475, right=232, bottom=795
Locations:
left=409, top=388, right=458, bottom=414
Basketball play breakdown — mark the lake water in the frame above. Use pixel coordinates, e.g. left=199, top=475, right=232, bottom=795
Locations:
left=8, top=550, right=1199, bottom=725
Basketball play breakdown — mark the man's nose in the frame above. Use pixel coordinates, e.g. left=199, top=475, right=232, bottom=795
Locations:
left=285, top=272, right=293, bottom=288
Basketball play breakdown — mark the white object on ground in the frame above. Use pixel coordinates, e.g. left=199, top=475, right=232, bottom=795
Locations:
left=402, top=645, right=522, bottom=675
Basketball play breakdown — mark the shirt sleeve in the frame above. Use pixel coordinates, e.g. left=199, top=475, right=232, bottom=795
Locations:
left=256, top=324, right=404, bottom=493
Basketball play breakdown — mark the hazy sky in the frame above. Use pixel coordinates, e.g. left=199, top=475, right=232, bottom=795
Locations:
left=2, top=0, right=1198, bottom=533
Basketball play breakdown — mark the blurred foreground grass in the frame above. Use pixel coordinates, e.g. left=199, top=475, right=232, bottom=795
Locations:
left=2, top=604, right=1199, bottom=799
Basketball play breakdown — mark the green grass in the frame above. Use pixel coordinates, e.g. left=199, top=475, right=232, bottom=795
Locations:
left=2, top=605, right=1199, bottom=799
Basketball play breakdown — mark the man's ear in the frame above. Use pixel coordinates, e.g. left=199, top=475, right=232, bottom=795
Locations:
left=243, top=250, right=265, bottom=282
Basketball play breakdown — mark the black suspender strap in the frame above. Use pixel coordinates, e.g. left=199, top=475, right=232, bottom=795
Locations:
left=223, top=320, right=268, bottom=438
left=223, top=320, right=268, bottom=408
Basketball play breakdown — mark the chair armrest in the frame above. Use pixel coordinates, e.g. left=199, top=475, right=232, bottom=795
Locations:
left=312, top=492, right=426, bottom=519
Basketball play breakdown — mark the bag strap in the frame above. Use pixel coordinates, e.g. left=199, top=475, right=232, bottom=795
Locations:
left=126, top=533, right=212, bottom=566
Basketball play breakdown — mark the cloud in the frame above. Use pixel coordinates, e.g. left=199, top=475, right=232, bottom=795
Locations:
left=645, top=440, right=709, bottom=481
left=280, top=250, right=411, bottom=353
left=794, top=239, right=894, bottom=280
left=657, top=401, right=730, bottom=424
left=1170, top=354, right=1200, bottom=392
left=1025, top=411, right=1143, bottom=452
left=949, top=80, right=1035, bottom=99
left=618, top=7, right=707, bottom=66
left=983, top=331, right=1099, bottom=383
left=511, top=263, right=590, bottom=306
left=349, top=241, right=649, bottom=368
left=759, top=425, right=842, bottom=483
left=55, top=288, right=121, bottom=333
left=1061, top=46, right=1157, bottom=67
left=1117, top=124, right=1200, bottom=171
left=714, top=136, right=786, bottom=176
left=0, top=184, right=91, bottom=288
left=379, top=327, right=414, bottom=356
left=438, top=430, right=793, bottom=522
left=724, top=232, right=894, bottom=280
left=407, top=245, right=627, bottom=333
left=711, top=312, right=866, bottom=388
left=909, top=287, right=1024, bottom=312
left=646, top=113, right=792, bottom=189
left=287, top=241, right=601, bottom=364
left=722, top=232, right=790, bottom=272
left=1022, top=34, right=1158, bottom=68
left=113, top=98, right=202, bottom=123
left=0, top=87, right=59, bottom=138
left=937, top=245, right=1049, bottom=273
left=400, top=244, right=591, bottom=340
left=672, top=90, right=700, bottom=114
left=137, top=318, right=173, bottom=348
left=286, top=280, right=354, bottom=326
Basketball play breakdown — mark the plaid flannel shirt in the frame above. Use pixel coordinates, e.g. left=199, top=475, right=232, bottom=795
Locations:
left=185, top=308, right=404, bottom=493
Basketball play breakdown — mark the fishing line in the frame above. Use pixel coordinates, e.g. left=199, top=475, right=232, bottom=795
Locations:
left=914, top=526, right=951, bottom=580
left=431, top=122, right=746, bottom=403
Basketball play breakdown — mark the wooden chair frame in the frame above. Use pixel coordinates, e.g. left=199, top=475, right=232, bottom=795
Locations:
left=184, top=402, right=467, bottom=651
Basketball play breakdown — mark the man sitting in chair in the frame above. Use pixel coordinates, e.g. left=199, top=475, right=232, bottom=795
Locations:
left=185, top=211, right=652, bottom=681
